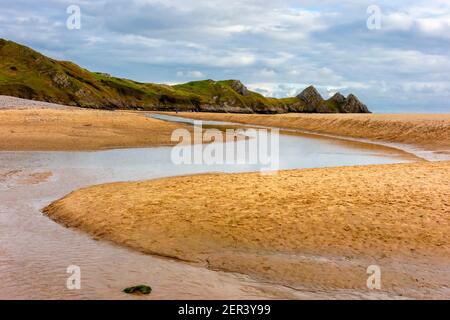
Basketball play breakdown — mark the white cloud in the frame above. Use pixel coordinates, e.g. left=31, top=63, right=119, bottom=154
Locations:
left=401, top=81, right=450, bottom=94
left=382, top=3, right=450, bottom=39
left=1, top=0, right=449, bottom=111
left=176, top=70, right=205, bottom=78
left=257, top=68, right=277, bottom=78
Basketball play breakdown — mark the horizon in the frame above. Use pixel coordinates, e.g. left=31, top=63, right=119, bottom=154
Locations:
left=1, top=0, right=449, bottom=113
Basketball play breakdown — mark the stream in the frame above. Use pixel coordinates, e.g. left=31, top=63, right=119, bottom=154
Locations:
left=0, top=114, right=417, bottom=299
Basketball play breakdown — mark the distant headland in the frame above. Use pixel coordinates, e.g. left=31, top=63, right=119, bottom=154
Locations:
left=0, top=38, right=370, bottom=114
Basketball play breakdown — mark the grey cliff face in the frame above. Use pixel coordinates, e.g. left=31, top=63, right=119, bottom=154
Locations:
left=292, top=88, right=370, bottom=113
left=230, top=80, right=250, bottom=96
left=296, top=85, right=324, bottom=111
left=339, top=94, right=370, bottom=113
left=330, top=92, right=346, bottom=105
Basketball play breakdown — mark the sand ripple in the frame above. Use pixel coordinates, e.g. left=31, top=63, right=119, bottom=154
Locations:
left=44, top=161, right=450, bottom=299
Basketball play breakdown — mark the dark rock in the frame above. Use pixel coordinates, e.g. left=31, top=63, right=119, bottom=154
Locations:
left=123, top=285, right=152, bottom=295
left=319, top=92, right=371, bottom=113
left=316, top=102, right=336, bottom=113
left=329, top=92, right=346, bottom=105
left=340, top=94, right=370, bottom=113
left=296, top=85, right=324, bottom=111
left=287, top=100, right=307, bottom=112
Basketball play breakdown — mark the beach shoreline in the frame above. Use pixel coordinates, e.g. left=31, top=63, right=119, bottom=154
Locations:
left=1, top=97, right=448, bottom=299
left=156, top=112, right=450, bottom=160
left=0, top=108, right=192, bottom=151
left=43, top=161, right=450, bottom=299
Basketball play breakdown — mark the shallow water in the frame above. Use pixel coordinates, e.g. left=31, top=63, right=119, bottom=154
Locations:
left=151, top=113, right=450, bottom=161
left=0, top=115, right=416, bottom=299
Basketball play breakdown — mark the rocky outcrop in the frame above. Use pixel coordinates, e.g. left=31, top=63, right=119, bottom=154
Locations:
left=0, top=39, right=371, bottom=114
left=339, top=94, right=370, bottom=113
left=296, top=85, right=324, bottom=112
left=52, top=73, right=71, bottom=89
left=329, top=92, right=346, bottom=105
left=291, top=87, right=370, bottom=113
left=230, top=80, right=250, bottom=96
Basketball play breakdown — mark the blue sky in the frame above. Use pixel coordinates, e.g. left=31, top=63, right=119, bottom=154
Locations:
left=1, top=0, right=450, bottom=112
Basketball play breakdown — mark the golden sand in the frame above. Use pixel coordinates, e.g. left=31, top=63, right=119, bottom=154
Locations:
left=161, top=112, right=450, bottom=153
left=44, top=161, right=450, bottom=297
left=9, top=107, right=447, bottom=297
left=0, top=109, right=189, bottom=151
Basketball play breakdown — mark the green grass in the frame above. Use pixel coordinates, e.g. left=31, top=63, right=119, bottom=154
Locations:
left=0, top=38, right=361, bottom=113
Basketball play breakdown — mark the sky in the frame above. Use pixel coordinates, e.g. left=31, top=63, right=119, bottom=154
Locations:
left=1, top=0, right=450, bottom=113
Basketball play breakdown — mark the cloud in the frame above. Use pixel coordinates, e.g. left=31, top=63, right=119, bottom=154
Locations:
left=176, top=70, right=205, bottom=78
left=248, top=83, right=306, bottom=98
left=381, top=2, right=450, bottom=39
left=0, top=0, right=449, bottom=112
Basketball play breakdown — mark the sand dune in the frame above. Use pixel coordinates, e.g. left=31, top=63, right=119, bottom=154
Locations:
left=162, top=112, right=450, bottom=153
left=44, top=161, right=450, bottom=298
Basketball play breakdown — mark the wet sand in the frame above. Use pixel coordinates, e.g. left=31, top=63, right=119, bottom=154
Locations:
left=44, top=161, right=450, bottom=299
left=0, top=166, right=310, bottom=300
left=1, top=139, right=412, bottom=299
left=0, top=109, right=190, bottom=151
left=160, top=112, right=450, bottom=155
left=1, top=99, right=448, bottom=299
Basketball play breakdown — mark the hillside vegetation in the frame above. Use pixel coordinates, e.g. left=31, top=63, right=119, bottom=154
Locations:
left=0, top=39, right=369, bottom=113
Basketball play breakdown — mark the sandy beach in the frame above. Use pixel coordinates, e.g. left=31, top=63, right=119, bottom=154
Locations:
left=3, top=0, right=450, bottom=304
left=44, top=161, right=450, bottom=298
left=1, top=97, right=448, bottom=299
left=160, top=112, right=450, bottom=154
left=0, top=108, right=192, bottom=151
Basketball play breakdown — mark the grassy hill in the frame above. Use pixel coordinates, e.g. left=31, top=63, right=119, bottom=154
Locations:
left=0, top=39, right=369, bottom=113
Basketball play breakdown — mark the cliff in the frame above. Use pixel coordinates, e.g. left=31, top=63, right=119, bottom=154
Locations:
left=0, top=39, right=370, bottom=113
